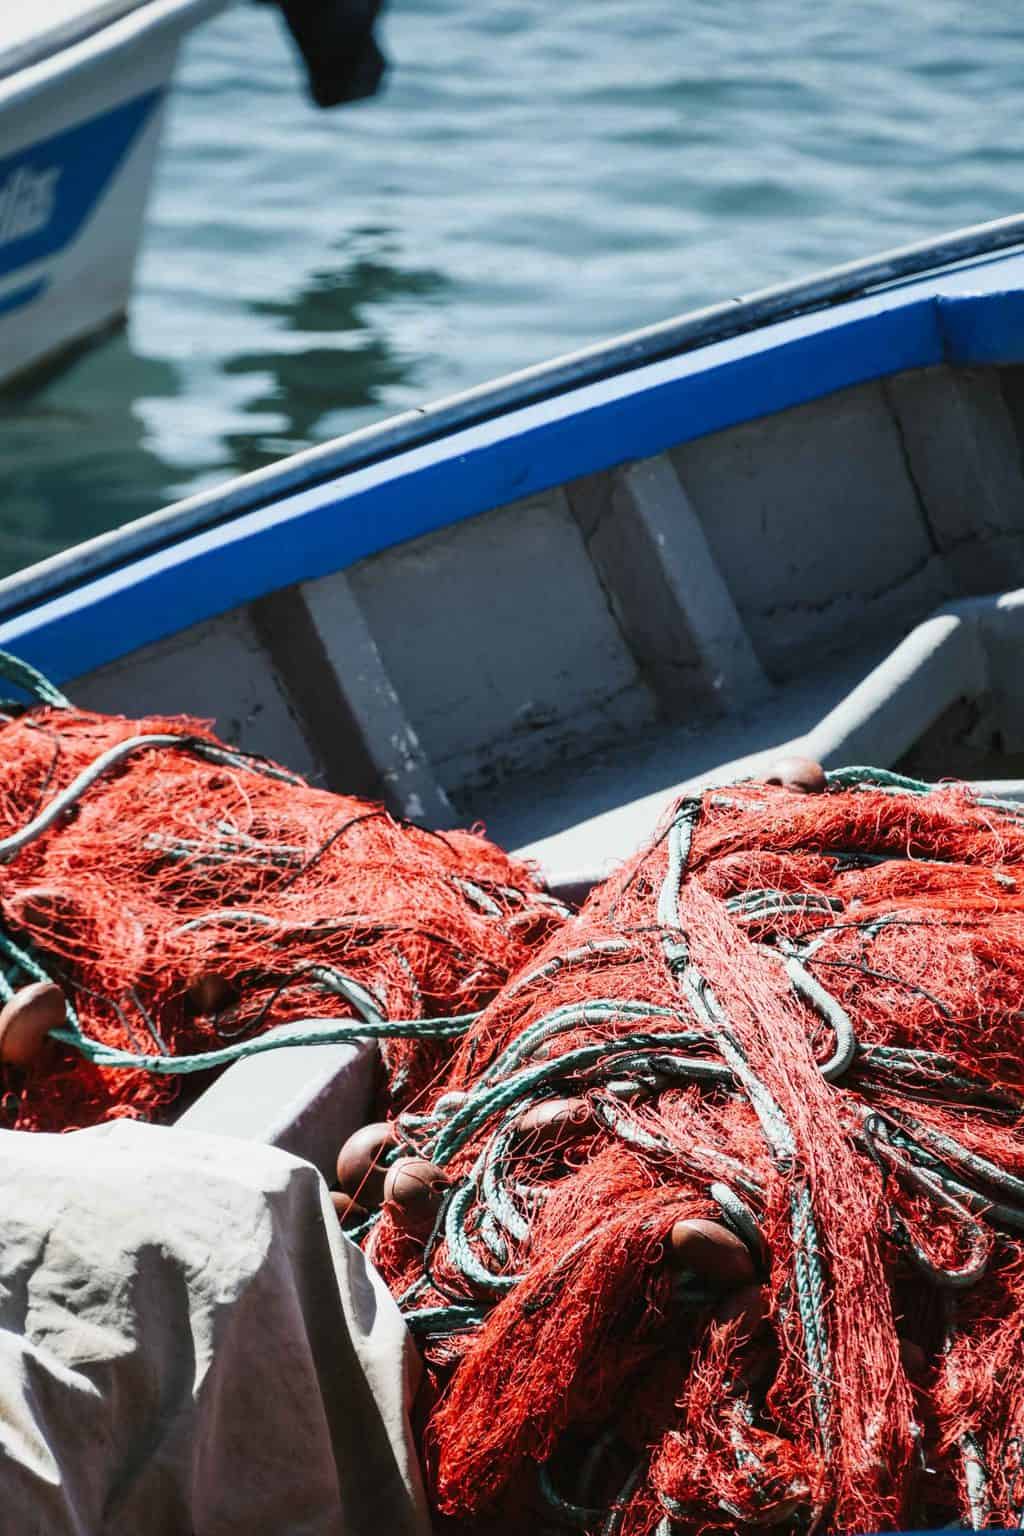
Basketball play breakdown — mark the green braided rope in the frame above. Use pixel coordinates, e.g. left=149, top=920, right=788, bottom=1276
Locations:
left=429, top=1028, right=725, bottom=1166
left=824, top=764, right=938, bottom=793
left=51, top=1008, right=479, bottom=1075
left=477, top=997, right=695, bottom=1086
left=404, top=1302, right=489, bottom=1336
left=657, top=797, right=836, bottom=1458
left=0, top=647, right=70, bottom=709
left=479, top=1112, right=533, bottom=1242
left=444, top=1173, right=521, bottom=1295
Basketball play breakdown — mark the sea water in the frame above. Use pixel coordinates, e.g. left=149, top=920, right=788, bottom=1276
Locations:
left=1, top=0, right=1022, bottom=574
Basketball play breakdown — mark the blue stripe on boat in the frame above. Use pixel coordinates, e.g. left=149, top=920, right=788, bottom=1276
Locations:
left=3, top=248, right=1024, bottom=685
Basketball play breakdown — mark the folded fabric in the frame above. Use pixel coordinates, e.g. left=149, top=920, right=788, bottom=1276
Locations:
left=0, top=1120, right=430, bottom=1535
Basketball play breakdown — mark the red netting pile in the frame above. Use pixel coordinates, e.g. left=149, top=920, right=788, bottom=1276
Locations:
left=0, top=705, right=565, bottom=1131
left=359, top=773, right=1024, bottom=1535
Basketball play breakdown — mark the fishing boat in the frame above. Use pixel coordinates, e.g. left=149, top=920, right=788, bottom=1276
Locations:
left=2, top=214, right=1024, bottom=1169
left=0, top=0, right=233, bottom=387
left=0, top=0, right=389, bottom=391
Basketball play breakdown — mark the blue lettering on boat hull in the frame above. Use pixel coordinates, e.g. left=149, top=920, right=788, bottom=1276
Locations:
left=0, top=90, right=164, bottom=316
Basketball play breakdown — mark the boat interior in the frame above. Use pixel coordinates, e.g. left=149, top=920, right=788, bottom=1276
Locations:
left=59, top=357, right=1024, bottom=884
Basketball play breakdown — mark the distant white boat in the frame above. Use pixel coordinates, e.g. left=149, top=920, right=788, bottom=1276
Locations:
left=0, top=0, right=228, bottom=388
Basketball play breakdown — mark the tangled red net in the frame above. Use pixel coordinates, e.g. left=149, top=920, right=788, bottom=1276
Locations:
left=7, top=640, right=1024, bottom=1532
left=0, top=701, right=565, bottom=1132
left=354, top=771, right=1024, bottom=1535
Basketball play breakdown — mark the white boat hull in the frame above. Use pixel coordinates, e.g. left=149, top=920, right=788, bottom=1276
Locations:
left=0, top=1, right=224, bottom=387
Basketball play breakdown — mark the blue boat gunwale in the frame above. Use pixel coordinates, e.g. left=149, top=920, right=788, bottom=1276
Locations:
left=4, top=217, right=1024, bottom=687
left=6, top=214, right=1024, bottom=612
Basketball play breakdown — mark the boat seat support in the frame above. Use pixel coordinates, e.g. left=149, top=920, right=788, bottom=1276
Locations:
left=576, top=452, right=769, bottom=717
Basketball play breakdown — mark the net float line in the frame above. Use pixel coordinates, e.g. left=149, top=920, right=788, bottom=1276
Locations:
left=0, top=649, right=567, bottom=1132
left=337, top=769, right=1024, bottom=1535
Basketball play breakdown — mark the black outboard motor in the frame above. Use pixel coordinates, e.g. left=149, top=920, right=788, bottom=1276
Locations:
left=265, top=0, right=387, bottom=107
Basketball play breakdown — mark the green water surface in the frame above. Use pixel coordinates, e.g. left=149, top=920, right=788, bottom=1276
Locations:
left=1, top=0, right=1022, bottom=574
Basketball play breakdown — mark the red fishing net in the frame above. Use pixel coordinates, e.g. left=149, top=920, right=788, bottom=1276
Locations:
left=7, top=658, right=1024, bottom=1532
left=358, top=773, right=1024, bottom=1535
left=0, top=705, right=565, bottom=1132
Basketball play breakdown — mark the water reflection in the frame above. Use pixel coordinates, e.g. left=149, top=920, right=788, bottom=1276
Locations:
left=220, top=250, right=447, bottom=471
left=0, top=238, right=447, bottom=573
left=0, top=336, right=180, bottom=579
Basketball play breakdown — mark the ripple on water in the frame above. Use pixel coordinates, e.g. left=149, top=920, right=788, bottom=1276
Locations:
left=1, top=0, right=1023, bottom=572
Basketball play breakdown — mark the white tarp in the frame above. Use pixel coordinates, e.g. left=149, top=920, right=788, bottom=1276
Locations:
left=0, top=1120, right=431, bottom=1535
